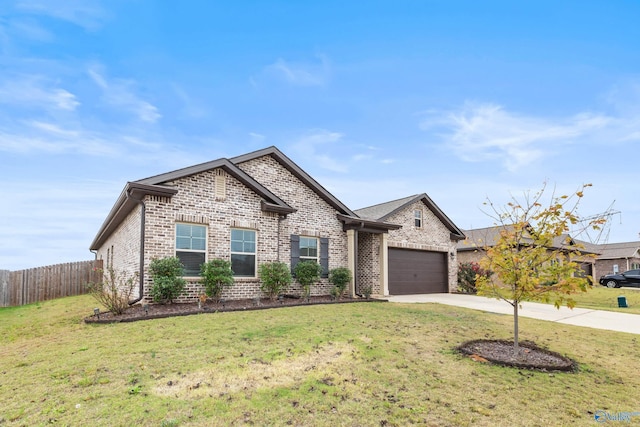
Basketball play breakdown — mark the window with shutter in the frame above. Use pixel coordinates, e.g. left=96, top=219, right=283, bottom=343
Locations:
left=291, top=235, right=329, bottom=278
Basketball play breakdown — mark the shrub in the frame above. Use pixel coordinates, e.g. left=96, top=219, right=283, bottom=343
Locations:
left=87, top=267, right=137, bottom=315
left=149, top=257, right=187, bottom=303
left=294, top=261, right=322, bottom=301
left=360, top=284, right=373, bottom=299
left=258, top=262, right=292, bottom=301
left=329, top=267, right=352, bottom=299
left=200, top=259, right=234, bottom=302
left=457, top=262, right=491, bottom=294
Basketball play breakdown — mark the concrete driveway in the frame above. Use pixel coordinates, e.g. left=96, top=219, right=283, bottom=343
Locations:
left=385, top=293, right=640, bottom=335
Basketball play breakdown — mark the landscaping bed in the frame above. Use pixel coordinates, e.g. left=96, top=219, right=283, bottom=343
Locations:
left=458, top=339, right=577, bottom=372
left=85, top=295, right=382, bottom=323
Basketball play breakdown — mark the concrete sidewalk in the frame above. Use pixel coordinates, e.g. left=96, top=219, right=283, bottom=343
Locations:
left=385, top=293, right=640, bottom=335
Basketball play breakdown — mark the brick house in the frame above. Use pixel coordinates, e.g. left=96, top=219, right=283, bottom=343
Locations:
left=90, top=146, right=465, bottom=303
left=457, top=226, right=600, bottom=281
left=594, top=241, right=640, bottom=277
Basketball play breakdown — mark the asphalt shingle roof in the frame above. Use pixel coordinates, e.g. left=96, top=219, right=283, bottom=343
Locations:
left=596, top=241, right=640, bottom=259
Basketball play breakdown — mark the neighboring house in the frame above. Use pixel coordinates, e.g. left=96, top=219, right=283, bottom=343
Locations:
left=457, top=226, right=599, bottom=280
left=90, top=146, right=465, bottom=303
left=594, top=241, right=640, bottom=277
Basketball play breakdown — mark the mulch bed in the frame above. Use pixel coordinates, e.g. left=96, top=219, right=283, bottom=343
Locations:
left=458, top=339, right=577, bottom=372
left=84, top=295, right=383, bottom=324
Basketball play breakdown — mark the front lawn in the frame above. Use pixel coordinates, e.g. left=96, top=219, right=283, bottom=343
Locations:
left=1, top=295, right=638, bottom=426
left=568, top=286, right=640, bottom=314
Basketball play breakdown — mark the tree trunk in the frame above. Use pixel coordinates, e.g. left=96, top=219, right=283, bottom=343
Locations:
left=513, top=302, right=519, bottom=351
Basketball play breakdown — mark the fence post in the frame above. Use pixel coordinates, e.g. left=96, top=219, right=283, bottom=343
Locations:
left=0, top=270, right=9, bottom=307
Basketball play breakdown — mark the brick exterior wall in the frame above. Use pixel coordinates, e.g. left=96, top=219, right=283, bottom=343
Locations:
left=95, top=206, right=142, bottom=299
left=357, top=232, right=381, bottom=295
left=97, top=154, right=349, bottom=303
left=458, top=247, right=598, bottom=288
left=384, top=201, right=458, bottom=291
left=236, top=155, right=348, bottom=296
left=596, top=257, right=640, bottom=277
left=95, top=153, right=463, bottom=304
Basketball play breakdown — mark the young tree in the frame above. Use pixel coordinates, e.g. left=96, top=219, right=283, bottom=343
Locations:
left=87, top=267, right=137, bottom=315
left=200, top=259, right=234, bottom=302
left=475, top=183, right=605, bottom=351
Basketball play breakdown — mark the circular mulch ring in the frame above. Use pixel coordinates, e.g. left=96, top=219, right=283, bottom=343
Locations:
left=457, top=339, right=577, bottom=372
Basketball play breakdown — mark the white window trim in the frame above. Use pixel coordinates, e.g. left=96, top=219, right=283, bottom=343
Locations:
left=299, top=236, right=319, bottom=263
left=231, top=228, right=257, bottom=278
left=175, top=223, right=208, bottom=277
left=414, top=209, right=423, bottom=228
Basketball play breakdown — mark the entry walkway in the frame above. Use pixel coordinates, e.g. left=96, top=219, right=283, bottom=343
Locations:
left=385, top=293, right=640, bottom=335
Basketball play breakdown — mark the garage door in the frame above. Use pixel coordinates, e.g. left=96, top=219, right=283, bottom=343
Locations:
left=388, top=248, right=448, bottom=294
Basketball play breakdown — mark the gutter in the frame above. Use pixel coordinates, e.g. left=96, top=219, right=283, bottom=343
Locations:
left=127, top=190, right=146, bottom=305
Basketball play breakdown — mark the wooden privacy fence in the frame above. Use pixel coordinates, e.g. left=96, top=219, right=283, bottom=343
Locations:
left=0, top=260, right=103, bottom=307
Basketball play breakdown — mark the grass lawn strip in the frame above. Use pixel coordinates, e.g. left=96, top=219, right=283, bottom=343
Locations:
left=1, top=295, right=638, bottom=426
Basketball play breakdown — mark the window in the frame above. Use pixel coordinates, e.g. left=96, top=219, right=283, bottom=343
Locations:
left=176, top=223, right=206, bottom=276
left=290, top=235, right=329, bottom=278
left=300, top=237, right=319, bottom=262
left=231, top=229, right=256, bottom=277
left=414, top=209, right=422, bottom=228
left=632, top=263, right=640, bottom=270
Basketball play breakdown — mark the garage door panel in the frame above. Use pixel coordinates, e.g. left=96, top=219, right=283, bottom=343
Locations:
left=388, top=248, right=447, bottom=294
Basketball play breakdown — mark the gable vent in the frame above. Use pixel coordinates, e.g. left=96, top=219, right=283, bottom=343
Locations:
left=214, top=169, right=226, bottom=201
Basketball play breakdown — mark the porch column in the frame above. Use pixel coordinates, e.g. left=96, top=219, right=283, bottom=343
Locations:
left=380, top=233, right=389, bottom=296
left=347, top=229, right=356, bottom=298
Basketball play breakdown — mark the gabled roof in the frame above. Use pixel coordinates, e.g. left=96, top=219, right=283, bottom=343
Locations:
left=355, top=193, right=466, bottom=241
left=230, top=146, right=356, bottom=216
left=135, top=157, right=295, bottom=214
left=91, top=146, right=361, bottom=251
left=596, top=241, right=640, bottom=260
left=457, top=225, right=600, bottom=254
left=456, top=225, right=515, bottom=251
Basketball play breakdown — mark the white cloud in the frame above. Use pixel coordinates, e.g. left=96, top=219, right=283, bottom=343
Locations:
left=0, top=121, right=118, bottom=156
left=0, top=74, right=80, bottom=111
left=16, top=0, right=108, bottom=31
left=421, top=102, right=614, bottom=172
left=8, top=17, right=53, bottom=42
left=0, top=179, right=120, bottom=270
left=290, top=129, right=348, bottom=173
left=249, top=132, right=266, bottom=142
left=263, top=55, right=331, bottom=86
left=88, top=65, right=161, bottom=123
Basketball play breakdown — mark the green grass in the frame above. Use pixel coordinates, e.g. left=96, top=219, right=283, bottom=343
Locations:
left=491, top=285, right=640, bottom=315
left=568, top=286, right=640, bottom=314
left=1, top=295, right=639, bottom=426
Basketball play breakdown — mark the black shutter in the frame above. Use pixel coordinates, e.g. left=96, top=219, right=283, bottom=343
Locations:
left=320, top=237, right=329, bottom=278
left=290, top=234, right=300, bottom=274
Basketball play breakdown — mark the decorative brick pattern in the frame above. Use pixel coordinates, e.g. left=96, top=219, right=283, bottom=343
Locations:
left=357, top=232, right=381, bottom=294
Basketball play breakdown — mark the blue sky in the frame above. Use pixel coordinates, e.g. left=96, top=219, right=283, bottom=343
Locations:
left=1, top=1, right=639, bottom=270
